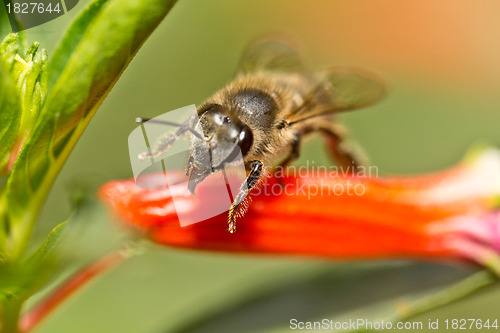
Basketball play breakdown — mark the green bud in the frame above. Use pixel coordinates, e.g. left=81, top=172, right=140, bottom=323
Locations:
left=0, top=33, right=49, bottom=172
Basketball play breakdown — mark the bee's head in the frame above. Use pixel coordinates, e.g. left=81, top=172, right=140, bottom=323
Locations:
left=187, top=104, right=253, bottom=193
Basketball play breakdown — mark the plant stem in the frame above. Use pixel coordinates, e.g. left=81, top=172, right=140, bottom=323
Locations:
left=353, top=270, right=498, bottom=333
left=394, top=270, right=497, bottom=319
left=0, top=298, right=22, bottom=333
left=20, top=248, right=131, bottom=332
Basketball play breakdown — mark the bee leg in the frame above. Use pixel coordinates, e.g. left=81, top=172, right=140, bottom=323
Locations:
left=275, top=132, right=301, bottom=186
left=185, top=155, right=194, bottom=176
left=227, top=160, right=263, bottom=233
left=305, top=121, right=366, bottom=170
left=137, top=114, right=199, bottom=160
left=278, top=132, right=301, bottom=168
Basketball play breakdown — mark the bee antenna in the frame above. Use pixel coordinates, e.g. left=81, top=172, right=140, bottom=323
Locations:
left=135, top=117, right=204, bottom=140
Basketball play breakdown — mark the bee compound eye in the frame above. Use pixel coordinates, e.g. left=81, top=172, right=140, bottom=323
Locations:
left=237, top=126, right=253, bottom=156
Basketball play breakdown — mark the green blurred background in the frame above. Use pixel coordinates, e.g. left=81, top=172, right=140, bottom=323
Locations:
left=15, top=0, right=500, bottom=332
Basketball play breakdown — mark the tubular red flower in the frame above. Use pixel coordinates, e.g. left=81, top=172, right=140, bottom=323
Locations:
left=99, top=149, right=500, bottom=271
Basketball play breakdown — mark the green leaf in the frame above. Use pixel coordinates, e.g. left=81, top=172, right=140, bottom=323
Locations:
left=0, top=55, right=21, bottom=176
left=26, top=221, right=67, bottom=265
left=0, top=0, right=178, bottom=259
left=0, top=34, right=20, bottom=71
left=49, top=0, right=110, bottom=88
left=0, top=222, right=66, bottom=302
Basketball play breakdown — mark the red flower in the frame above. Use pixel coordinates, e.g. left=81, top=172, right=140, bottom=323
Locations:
left=99, top=149, right=500, bottom=272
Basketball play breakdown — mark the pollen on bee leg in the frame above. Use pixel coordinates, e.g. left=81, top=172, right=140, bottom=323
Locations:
left=226, top=194, right=252, bottom=233
left=227, top=212, right=237, bottom=233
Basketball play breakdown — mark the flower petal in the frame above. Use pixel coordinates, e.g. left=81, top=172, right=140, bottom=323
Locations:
left=99, top=148, right=500, bottom=270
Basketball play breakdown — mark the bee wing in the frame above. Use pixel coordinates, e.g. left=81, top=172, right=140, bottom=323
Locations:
left=236, top=36, right=305, bottom=75
left=287, top=68, right=386, bottom=123
left=323, top=68, right=386, bottom=111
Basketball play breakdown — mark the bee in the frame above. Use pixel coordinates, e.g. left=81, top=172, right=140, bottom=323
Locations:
left=137, top=37, right=385, bottom=233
